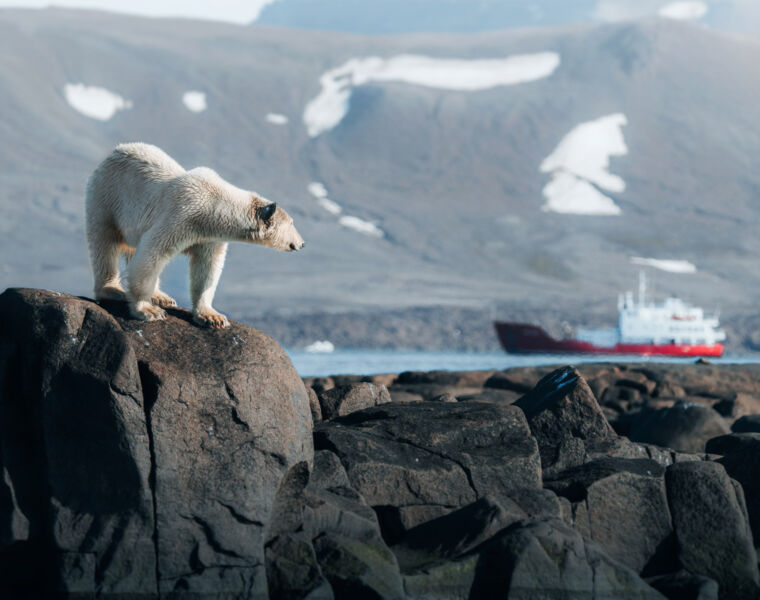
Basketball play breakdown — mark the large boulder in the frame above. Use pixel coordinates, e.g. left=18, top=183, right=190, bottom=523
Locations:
left=469, top=519, right=666, bottom=599
left=313, top=402, right=541, bottom=539
left=0, top=289, right=313, bottom=597
left=514, top=366, right=616, bottom=473
left=266, top=451, right=403, bottom=600
left=544, top=457, right=674, bottom=575
left=706, top=433, right=760, bottom=549
left=629, top=401, right=729, bottom=453
left=665, top=461, right=760, bottom=599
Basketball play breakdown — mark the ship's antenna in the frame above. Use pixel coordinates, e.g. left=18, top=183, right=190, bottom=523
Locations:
left=638, top=270, right=646, bottom=306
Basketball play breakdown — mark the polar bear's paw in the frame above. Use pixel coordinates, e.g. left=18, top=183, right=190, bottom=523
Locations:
left=193, top=309, right=230, bottom=329
left=151, top=291, right=178, bottom=308
left=131, top=301, right=167, bottom=322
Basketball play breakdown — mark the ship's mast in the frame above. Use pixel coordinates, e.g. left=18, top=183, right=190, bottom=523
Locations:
left=638, top=271, right=646, bottom=306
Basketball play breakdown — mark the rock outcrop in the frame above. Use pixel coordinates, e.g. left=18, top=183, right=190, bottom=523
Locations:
left=0, top=289, right=313, bottom=597
left=4, top=288, right=760, bottom=599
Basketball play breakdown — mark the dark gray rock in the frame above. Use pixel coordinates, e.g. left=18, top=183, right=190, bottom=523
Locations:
left=544, top=457, right=674, bottom=575
left=731, top=415, right=760, bottom=433
left=314, top=402, right=541, bottom=539
left=665, top=461, right=760, bottom=599
left=629, top=402, right=729, bottom=453
left=706, top=433, right=760, bottom=551
left=308, top=386, right=323, bottom=423
left=514, top=366, right=616, bottom=471
left=469, top=519, right=666, bottom=599
left=304, top=451, right=403, bottom=600
left=318, top=383, right=391, bottom=420
left=392, top=496, right=523, bottom=573
left=647, top=570, right=719, bottom=600
left=0, top=289, right=314, bottom=597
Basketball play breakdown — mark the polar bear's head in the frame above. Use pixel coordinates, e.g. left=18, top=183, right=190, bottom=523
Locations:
left=249, top=197, right=304, bottom=252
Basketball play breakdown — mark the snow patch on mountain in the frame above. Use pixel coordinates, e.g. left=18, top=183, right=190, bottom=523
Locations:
left=659, top=2, right=708, bottom=20
left=540, top=113, right=628, bottom=215
left=308, top=182, right=342, bottom=215
left=339, top=216, right=384, bottom=237
left=631, top=257, right=697, bottom=273
left=63, top=83, right=132, bottom=121
left=304, top=52, right=561, bottom=137
left=541, top=172, right=622, bottom=215
left=266, top=113, right=289, bottom=124
left=182, top=91, right=207, bottom=113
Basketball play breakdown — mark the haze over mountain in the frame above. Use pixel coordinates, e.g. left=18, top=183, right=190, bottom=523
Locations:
left=256, top=0, right=760, bottom=36
left=0, top=8, right=758, bottom=347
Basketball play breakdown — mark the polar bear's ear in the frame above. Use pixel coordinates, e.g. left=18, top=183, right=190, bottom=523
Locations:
left=258, top=202, right=277, bottom=222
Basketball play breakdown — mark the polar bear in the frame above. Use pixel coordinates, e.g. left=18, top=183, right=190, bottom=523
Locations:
left=85, top=142, right=304, bottom=328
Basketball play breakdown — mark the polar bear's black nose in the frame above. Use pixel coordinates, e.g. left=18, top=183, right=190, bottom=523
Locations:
left=289, top=243, right=296, bottom=250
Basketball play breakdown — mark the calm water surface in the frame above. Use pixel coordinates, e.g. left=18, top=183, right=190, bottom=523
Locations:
left=286, top=349, right=760, bottom=378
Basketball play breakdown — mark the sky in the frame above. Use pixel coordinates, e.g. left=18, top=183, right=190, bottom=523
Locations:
left=0, top=0, right=757, bottom=31
left=0, top=0, right=279, bottom=23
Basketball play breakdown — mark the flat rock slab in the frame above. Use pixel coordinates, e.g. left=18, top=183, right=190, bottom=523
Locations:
left=0, top=289, right=314, bottom=597
left=314, top=402, right=541, bottom=536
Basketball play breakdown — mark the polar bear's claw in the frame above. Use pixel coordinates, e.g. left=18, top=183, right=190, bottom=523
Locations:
left=193, top=311, right=230, bottom=329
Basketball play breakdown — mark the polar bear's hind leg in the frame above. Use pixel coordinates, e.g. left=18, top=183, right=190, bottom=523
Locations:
left=89, top=224, right=128, bottom=302
left=126, top=231, right=173, bottom=322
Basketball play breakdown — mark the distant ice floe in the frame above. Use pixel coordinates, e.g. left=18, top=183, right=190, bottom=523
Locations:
left=305, top=340, right=335, bottom=353
left=339, top=215, right=384, bottom=238
left=63, top=83, right=132, bottom=121
left=540, top=113, right=628, bottom=216
left=303, top=52, right=561, bottom=137
left=182, top=91, right=207, bottom=113
left=630, top=257, right=697, bottom=274
left=658, top=2, right=708, bottom=20
left=266, top=113, right=289, bottom=125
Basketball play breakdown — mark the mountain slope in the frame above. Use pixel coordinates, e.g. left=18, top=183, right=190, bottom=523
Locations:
left=0, top=9, right=759, bottom=347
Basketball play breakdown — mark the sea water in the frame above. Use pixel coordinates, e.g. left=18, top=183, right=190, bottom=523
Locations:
left=286, top=349, right=760, bottom=378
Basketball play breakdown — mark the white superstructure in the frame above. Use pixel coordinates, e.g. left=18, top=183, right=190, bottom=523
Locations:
left=576, top=272, right=725, bottom=347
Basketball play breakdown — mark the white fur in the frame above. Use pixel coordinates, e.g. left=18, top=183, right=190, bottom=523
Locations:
left=85, top=142, right=304, bottom=327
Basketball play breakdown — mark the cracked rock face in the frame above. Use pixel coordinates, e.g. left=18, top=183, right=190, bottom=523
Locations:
left=0, top=289, right=313, bottom=597
left=313, top=401, right=541, bottom=539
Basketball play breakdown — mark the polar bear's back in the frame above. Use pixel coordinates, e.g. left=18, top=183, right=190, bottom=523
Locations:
left=86, top=143, right=189, bottom=243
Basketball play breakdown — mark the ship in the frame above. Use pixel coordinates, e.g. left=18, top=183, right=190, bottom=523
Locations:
left=495, top=273, right=726, bottom=357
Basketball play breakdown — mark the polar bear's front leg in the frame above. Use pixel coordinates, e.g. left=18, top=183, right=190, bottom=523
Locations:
left=126, top=233, right=174, bottom=322
left=189, top=242, right=229, bottom=329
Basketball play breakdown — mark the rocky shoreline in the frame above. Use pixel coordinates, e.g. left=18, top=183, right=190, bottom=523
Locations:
left=2, top=289, right=760, bottom=599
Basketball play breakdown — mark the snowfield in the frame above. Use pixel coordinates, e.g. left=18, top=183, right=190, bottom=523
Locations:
left=630, top=257, right=697, bottom=273
left=266, top=113, right=289, bottom=125
left=339, top=216, right=384, bottom=237
left=182, top=91, right=207, bottom=113
left=304, top=52, right=561, bottom=137
left=659, top=2, right=708, bottom=20
left=63, top=83, right=132, bottom=121
left=540, top=113, right=628, bottom=215
left=541, top=172, right=622, bottom=215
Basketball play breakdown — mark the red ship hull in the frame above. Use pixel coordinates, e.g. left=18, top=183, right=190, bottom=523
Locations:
left=495, top=322, right=724, bottom=357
